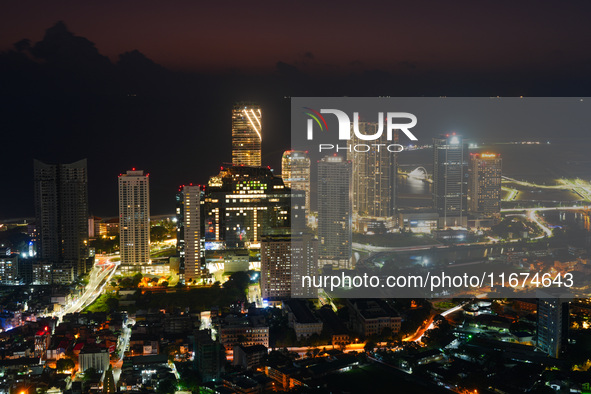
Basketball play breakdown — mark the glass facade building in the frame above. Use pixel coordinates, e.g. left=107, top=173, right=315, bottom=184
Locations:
left=232, top=102, right=262, bottom=167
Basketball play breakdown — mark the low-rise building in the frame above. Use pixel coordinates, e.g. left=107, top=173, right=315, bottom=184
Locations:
left=78, top=348, right=109, bottom=372
left=219, top=315, right=269, bottom=350
left=347, top=299, right=401, bottom=337
left=284, top=300, right=323, bottom=340
left=233, top=344, right=267, bottom=370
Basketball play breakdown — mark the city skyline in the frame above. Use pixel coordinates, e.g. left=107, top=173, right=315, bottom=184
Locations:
left=3, top=19, right=591, bottom=220
left=2, top=3, right=591, bottom=393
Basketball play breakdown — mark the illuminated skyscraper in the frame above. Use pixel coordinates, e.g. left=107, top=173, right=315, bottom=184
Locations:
left=261, top=232, right=317, bottom=300
left=318, top=156, right=352, bottom=269
left=347, top=123, right=397, bottom=219
left=433, top=134, right=468, bottom=228
left=232, top=102, right=262, bottom=167
left=203, top=166, right=304, bottom=249
left=179, top=185, right=201, bottom=282
left=33, top=159, right=89, bottom=276
left=469, top=153, right=502, bottom=221
left=281, top=150, right=311, bottom=215
left=118, top=169, right=150, bottom=274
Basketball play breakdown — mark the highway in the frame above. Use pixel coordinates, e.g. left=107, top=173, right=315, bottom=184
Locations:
left=353, top=242, right=446, bottom=253
left=503, top=176, right=591, bottom=202
left=502, top=205, right=588, bottom=239
left=52, top=255, right=119, bottom=320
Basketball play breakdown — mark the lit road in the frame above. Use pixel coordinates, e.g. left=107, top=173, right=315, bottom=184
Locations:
left=501, top=186, right=519, bottom=201
left=502, top=176, right=564, bottom=189
left=112, top=316, right=135, bottom=384
left=502, top=205, right=588, bottom=239
left=503, top=176, right=591, bottom=202
left=52, top=255, right=119, bottom=320
left=226, top=342, right=396, bottom=362
left=403, top=314, right=436, bottom=343
left=404, top=302, right=467, bottom=344
left=353, top=243, right=446, bottom=253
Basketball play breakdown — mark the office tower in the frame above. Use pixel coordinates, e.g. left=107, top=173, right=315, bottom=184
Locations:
left=537, top=296, right=570, bottom=358
left=33, top=159, right=89, bottom=276
left=469, top=153, right=502, bottom=221
left=281, top=150, right=311, bottom=215
left=118, top=169, right=150, bottom=274
left=179, top=185, right=201, bottom=283
left=347, top=123, right=397, bottom=219
left=261, top=233, right=317, bottom=300
left=433, top=134, right=469, bottom=228
left=232, top=102, right=262, bottom=167
left=203, top=166, right=304, bottom=248
left=318, top=156, right=352, bottom=269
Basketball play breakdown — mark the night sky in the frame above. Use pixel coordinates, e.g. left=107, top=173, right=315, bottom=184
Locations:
left=1, top=1, right=591, bottom=219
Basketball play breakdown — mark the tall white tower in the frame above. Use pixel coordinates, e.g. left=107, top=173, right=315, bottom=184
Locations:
left=118, top=169, right=150, bottom=274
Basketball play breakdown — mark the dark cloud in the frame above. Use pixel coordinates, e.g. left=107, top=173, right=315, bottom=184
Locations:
left=275, top=61, right=300, bottom=76
left=1, top=22, right=591, bottom=219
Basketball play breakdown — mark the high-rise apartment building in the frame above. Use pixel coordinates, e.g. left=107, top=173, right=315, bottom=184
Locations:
left=260, top=233, right=317, bottom=300
left=118, top=169, right=150, bottom=274
left=33, top=159, right=89, bottom=276
left=537, top=295, right=570, bottom=358
left=318, top=156, right=352, bottom=269
left=281, top=150, right=311, bottom=215
left=203, top=166, right=304, bottom=249
left=347, top=123, right=397, bottom=219
left=469, top=153, right=502, bottom=221
left=178, top=185, right=201, bottom=283
left=0, top=253, right=18, bottom=285
left=232, top=102, right=262, bottom=167
left=433, top=134, right=468, bottom=228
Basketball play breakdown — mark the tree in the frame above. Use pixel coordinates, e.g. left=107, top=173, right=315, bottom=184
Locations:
left=156, top=378, right=176, bottom=394
left=56, top=357, right=75, bottom=372
left=150, top=226, right=168, bottom=242
left=364, top=341, right=376, bottom=353
left=82, top=367, right=98, bottom=381
left=222, top=271, right=251, bottom=301
left=131, top=272, right=143, bottom=287
left=106, top=296, right=119, bottom=313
